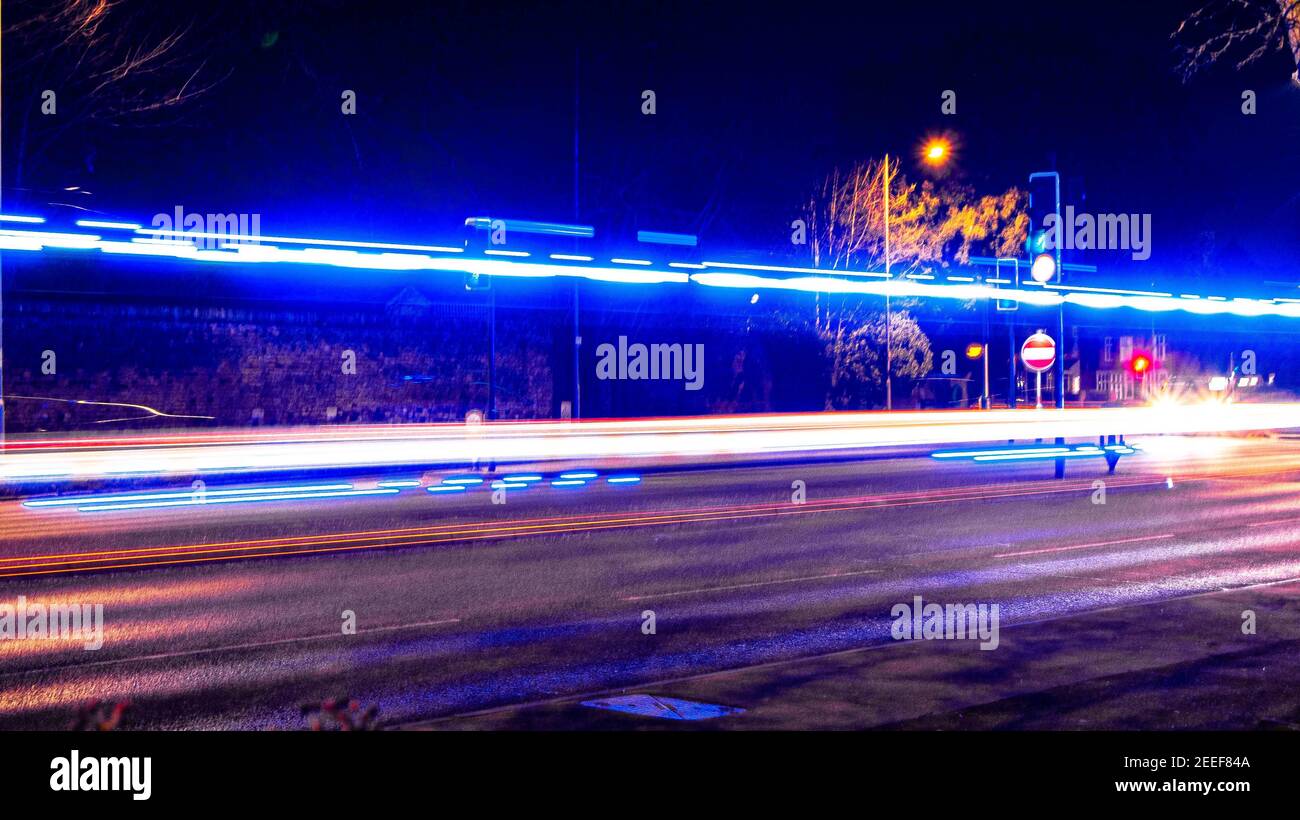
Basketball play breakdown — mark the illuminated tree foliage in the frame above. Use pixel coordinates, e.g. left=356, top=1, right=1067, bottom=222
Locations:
left=792, top=157, right=1025, bottom=409
left=818, top=303, right=932, bottom=410
left=804, top=157, right=1027, bottom=277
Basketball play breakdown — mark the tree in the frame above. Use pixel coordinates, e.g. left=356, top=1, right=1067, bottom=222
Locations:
left=765, top=300, right=932, bottom=410
left=817, top=303, right=932, bottom=410
left=1174, top=0, right=1300, bottom=85
left=2, top=0, right=265, bottom=199
left=805, top=157, right=1026, bottom=276
left=793, top=157, right=1025, bottom=409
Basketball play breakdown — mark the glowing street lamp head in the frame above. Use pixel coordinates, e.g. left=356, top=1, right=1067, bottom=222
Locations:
left=1030, top=252, right=1057, bottom=283
left=923, top=139, right=950, bottom=165
left=916, top=133, right=957, bottom=173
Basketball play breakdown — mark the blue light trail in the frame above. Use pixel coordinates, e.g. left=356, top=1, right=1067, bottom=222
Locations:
left=5, top=215, right=1300, bottom=320
left=25, top=483, right=356, bottom=508
left=77, top=487, right=399, bottom=512
left=931, top=444, right=1141, bottom=463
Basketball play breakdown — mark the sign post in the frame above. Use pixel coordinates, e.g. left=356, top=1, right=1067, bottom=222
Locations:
left=1020, top=331, right=1057, bottom=410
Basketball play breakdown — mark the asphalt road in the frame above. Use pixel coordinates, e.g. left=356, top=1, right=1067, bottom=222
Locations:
left=1, top=433, right=1298, bottom=730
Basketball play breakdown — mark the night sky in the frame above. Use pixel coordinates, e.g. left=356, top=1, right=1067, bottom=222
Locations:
left=5, top=0, right=1299, bottom=285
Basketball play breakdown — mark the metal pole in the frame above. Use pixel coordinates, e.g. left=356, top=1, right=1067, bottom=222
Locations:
left=1031, top=170, right=1066, bottom=478
left=488, top=287, right=497, bottom=420
left=1, top=1, right=5, bottom=453
left=883, top=154, right=892, bottom=411
left=573, top=285, right=580, bottom=420
left=1008, top=316, right=1017, bottom=409
left=981, top=293, right=990, bottom=408
left=997, top=257, right=1018, bottom=411
left=1050, top=174, right=1065, bottom=477
left=982, top=343, right=990, bottom=408
left=1052, top=172, right=1065, bottom=411
left=1029, top=171, right=1065, bottom=411
left=572, top=46, right=582, bottom=420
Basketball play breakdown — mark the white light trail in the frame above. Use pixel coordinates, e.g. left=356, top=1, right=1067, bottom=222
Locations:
left=3, top=405, right=1298, bottom=483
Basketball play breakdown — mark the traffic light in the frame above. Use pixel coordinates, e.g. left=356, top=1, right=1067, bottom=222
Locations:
left=1026, top=174, right=1060, bottom=285
left=1027, top=227, right=1052, bottom=256
left=1029, top=252, right=1057, bottom=284
left=993, top=257, right=1020, bottom=312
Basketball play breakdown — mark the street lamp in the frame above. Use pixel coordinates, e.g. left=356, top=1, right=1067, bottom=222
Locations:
left=922, top=138, right=951, bottom=166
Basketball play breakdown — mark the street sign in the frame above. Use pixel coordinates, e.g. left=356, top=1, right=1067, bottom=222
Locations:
left=1020, top=332, right=1056, bottom=373
left=1021, top=331, right=1056, bottom=409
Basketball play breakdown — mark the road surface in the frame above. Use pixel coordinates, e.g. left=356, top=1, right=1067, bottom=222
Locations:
left=1, top=433, right=1298, bottom=729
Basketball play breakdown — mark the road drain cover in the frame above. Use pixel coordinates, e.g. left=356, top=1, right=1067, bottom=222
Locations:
left=581, top=694, right=745, bottom=721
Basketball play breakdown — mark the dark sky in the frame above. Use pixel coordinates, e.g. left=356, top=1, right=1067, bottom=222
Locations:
left=5, top=0, right=1299, bottom=285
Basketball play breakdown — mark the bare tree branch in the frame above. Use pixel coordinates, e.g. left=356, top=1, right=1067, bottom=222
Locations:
left=3, top=0, right=246, bottom=190
left=1174, top=0, right=1300, bottom=84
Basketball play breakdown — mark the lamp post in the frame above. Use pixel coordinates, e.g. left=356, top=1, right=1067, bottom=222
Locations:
left=883, top=154, right=893, bottom=410
left=883, top=138, right=951, bottom=411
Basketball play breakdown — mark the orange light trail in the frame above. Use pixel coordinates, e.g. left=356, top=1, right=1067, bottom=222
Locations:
left=5, top=461, right=1295, bottom=578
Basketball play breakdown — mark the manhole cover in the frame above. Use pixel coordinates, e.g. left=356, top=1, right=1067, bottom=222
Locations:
left=580, top=694, right=745, bottom=721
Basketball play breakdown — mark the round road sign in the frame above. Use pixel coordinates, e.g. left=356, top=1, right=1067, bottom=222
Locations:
left=1020, top=332, right=1056, bottom=373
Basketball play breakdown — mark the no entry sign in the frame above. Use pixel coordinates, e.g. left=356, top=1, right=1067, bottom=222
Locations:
left=1021, top=332, right=1056, bottom=373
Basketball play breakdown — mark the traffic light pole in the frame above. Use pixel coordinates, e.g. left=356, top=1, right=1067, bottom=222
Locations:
left=1029, top=171, right=1065, bottom=409
left=1007, top=316, right=1017, bottom=410
left=489, top=286, right=497, bottom=421
left=1030, top=170, right=1066, bottom=478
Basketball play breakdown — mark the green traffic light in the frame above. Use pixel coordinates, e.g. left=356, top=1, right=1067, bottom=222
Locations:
left=1027, top=228, right=1051, bottom=256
